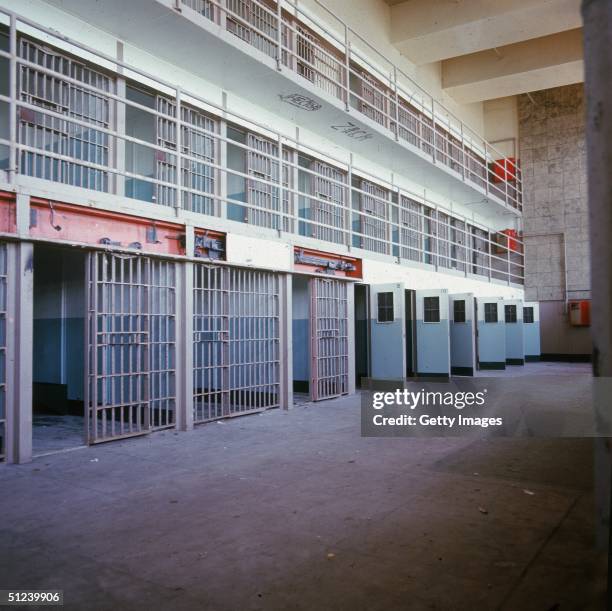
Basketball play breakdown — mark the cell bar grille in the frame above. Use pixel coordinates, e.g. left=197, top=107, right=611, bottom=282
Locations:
left=294, top=25, right=344, bottom=100
left=193, top=264, right=227, bottom=422
left=353, top=69, right=388, bottom=128
left=0, top=243, right=6, bottom=461
left=310, top=277, right=349, bottom=401
left=155, top=96, right=178, bottom=207
left=282, top=148, right=294, bottom=234
left=149, top=259, right=177, bottom=429
left=354, top=179, right=388, bottom=254
left=182, top=105, right=217, bottom=215
left=193, top=265, right=280, bottom=423
left=87, top=253, right=176, bottom=443
left=228, top=268, right=280, bottom=415
left=396, top=99, right=420, bottom=148
left=246, top=133, right=280, bottom=229
left=399, top=195, right=422, bottom=262
left=226, top=0, right=278, bottom=59
left=437, top=210, right=451, bottom=269
left=307, top=160, right=347, bottom=245
left=18, top=38, right=111, bottom=192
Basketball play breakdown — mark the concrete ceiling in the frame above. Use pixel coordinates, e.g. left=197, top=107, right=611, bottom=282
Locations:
left=385, top=0, right=584, bottom=101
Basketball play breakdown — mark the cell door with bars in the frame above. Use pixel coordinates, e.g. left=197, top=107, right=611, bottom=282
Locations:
left=86, top=252, right=176, bottom=443
left=193, top=265, right=280, bottom=423
left=309, top=278, right=349, bottom=401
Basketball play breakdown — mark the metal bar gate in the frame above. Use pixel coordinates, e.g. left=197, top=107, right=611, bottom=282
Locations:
left=193, top=265, right=280, bottom=423
left=310, top=277, right=349, bottom=401
left=86, top=252, right=176, bottom=443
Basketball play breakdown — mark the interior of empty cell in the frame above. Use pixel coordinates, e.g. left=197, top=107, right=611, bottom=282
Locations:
left=32, top=245, right=87, bottom=454
left=354, top=284, right=369, bottom=388
left=193, top=264, right=280, bottom=423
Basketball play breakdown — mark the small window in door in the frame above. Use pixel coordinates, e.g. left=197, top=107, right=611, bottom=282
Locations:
left=377, top=292, right=394, bottom=323
left=523, top=306, right=534, bottom=323
left=424, top=296, right=440, bottom=323
left=505, top=304, right=517, bottom=323
left=453, top=300, right=466, bottom=323
left=484, top=302, right=498, bottom=323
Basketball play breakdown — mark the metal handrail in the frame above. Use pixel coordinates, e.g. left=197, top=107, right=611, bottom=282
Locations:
left=0, top=5, right=524, bottom=286
left=177, top=0, right=522, bottom=210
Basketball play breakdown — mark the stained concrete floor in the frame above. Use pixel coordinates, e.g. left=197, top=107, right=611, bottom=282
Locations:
left=1, top=363, right=606, bottom=610
left=32, top=415, right=86, bottom=455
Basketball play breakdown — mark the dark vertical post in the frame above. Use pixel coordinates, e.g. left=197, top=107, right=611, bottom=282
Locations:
left=582, top=0, right=612, bottom=603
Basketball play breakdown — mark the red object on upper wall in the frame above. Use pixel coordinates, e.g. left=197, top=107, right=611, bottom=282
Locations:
left=491, top=157, right=519, bottom=183
left=495, top=229, right=522, bottom=254
left=568, top=300, right=591, bottom=327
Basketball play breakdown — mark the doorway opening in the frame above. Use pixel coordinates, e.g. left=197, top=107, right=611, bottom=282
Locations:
left=32, top=245, right=87, bottom=455
left=405, top=289, right=416, bottom=376
left=292, top=275, right=310, bottom=403
left=354, top=284, right=369, bottom=388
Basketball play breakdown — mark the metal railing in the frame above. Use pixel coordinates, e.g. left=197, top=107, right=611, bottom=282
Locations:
left=179, top=0, right=523, bottom=212
left=0, top=8, right=524, bottom=285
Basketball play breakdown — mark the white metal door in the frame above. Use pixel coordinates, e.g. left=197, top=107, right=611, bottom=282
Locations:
left=369, top=283, right=406, bottom=380
left=86, top=253, right=176, bottom=443
left=310, top=277, right=349, bottom=401
left=415, top=289, right=451, bottom=376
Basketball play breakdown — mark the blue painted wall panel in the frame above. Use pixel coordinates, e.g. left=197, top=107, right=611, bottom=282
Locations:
left=292, top=277, right=310, bottom=382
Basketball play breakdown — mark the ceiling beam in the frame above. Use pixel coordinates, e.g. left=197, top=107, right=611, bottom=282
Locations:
left=390, top=0, right=582, bottom=65
left=441, top=29, right=583, bottom=103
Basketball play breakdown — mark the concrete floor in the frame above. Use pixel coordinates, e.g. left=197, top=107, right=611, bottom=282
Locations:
left=1, top=363, right=606, bottom=610
left=32, top=415, right=86, bottom=455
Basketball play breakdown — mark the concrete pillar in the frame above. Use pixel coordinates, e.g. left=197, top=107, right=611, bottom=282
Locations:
left=6, top=242, right=34, bottom=464
left=175, top=259, right=194, bottom=431
left=347, top=281, right=356, bottom=395
left=280, top=273, right=293, bottom=410
left=581, top=0, right=612, bottom=572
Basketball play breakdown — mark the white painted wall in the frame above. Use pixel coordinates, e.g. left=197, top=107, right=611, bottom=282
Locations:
left=484, top=96, right=520, bottom=159
left=362, top=258, right=524, bottom=299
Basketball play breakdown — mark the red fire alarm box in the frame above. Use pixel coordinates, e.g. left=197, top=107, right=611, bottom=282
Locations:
left=568, top=300, right=591, bottom=326
left=495, top=229, right=521, bottom=254
left=490, top=157, right=518, bottom=183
